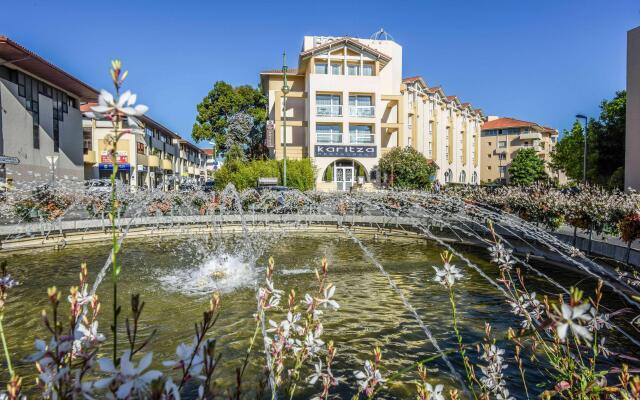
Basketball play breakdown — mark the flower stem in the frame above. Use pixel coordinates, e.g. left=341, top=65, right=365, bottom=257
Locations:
left=448, top=286, right=477, bottom=399
left=0, top=313, right=14, bottom=376
left=110, top=112, right=121, bottom=365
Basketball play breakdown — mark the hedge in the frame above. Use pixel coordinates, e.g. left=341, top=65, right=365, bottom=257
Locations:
left=214, top=158, right=316, bottom=191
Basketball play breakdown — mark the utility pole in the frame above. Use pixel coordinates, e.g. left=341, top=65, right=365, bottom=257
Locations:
left=576, top=114, right=588, bottom=183
left=281, top=51, right=290, bottom=187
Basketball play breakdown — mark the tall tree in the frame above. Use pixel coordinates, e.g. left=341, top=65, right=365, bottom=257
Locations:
left=550, top=121, right=585, bottom=182
left=550, top=91, right=626, bottom=188
left=192, top=81, right=267, bottom=156
left=508, top=148, right=547, bottom=185
left=589, top=91, right=626, bottom=188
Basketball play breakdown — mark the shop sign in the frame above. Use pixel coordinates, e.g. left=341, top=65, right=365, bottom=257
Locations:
left=99, top=163, right=131, bottom=171
left=265, top=120, right=275, bottom=147
left=137, top=165, right=148, bottom=172
left=314, top=145, right=377, bottom=158
left=101, top=151, right=128, bottom=164
left=136, top=142, right=145, bottom=154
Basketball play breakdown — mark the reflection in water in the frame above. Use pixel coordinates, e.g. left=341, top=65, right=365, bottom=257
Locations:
left=0, top=234, right=630, bottom=399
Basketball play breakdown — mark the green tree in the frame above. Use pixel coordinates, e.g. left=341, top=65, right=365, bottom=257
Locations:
left=508, top=147, right=547, bottom=185
left=550, top=91, right=626, bottom=189
left=550, top=121, right=585, bottom=182
left=378, top=147, right=436, bottom=189
left=192, top=81, right=267, bottom=157
left=589, top=91, right=626, bottom=189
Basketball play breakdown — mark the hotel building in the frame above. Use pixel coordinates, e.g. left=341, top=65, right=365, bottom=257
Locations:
left=480, top=117, right=559, bottom=184
left=0, top=36, right=97, bottom=187
left=260, top=35, right=483, bottom=191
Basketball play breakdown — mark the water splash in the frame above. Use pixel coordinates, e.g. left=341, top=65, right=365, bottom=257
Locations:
left=159, top=253, right=257, bottom=295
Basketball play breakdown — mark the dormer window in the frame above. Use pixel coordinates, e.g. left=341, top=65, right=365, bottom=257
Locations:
left=315, top=62, right=328, bottom=74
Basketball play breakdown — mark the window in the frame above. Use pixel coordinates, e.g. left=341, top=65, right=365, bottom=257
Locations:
left=331, top=63, right=342, bottom=75
left=83, top=127, right=92, bottom=153
left=349, top=125, right=373, bottom=144
left=362, top=63, right=374, bottom=76
left=445, top=169, right=452, bottom=183
left=316, top=94, right=342, bottom=116
left=315, top=63, right=328, bottom=74
left=498, top=141, right=507, bottom=148
left=316, top=124, right=342, bottom=144
left=459, top=170, right=466, bottom=183
left=471, top=171, right=478, bottom=184
left=347, top=63, right=360, bottom=76
left=499, top=166, right=507, bottom=177
left=348, top=95, right=374, bottom=117
left=498, top=153, right=506, bottom=161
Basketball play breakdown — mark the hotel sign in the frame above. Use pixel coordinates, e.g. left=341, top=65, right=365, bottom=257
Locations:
left=314, top=145, right=377, bottom=158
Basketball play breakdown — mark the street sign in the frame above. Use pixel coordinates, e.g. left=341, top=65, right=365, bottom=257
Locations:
left=0, top=155, right=20, bottom=165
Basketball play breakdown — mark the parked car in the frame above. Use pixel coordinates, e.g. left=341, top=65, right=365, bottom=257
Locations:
left=202, top=180, right=215, bottom=193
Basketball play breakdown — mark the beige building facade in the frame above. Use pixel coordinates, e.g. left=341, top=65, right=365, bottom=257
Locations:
left=260, top=35, right=483, bottom=191
left=626, top=26, right=640, bottom=191
left=82, top=108, right=208, bottom=190
left=480, top=117, right=558, bottom=184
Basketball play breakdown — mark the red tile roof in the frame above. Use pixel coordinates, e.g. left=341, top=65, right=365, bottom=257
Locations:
left=0, top=36, right=98, bottom=102
left=203, top=149, right=214, bottom=156
left=482, top=117, right=540, bottom=130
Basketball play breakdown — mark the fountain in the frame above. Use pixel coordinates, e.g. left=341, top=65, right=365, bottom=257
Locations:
left=0, top=180, right=639, bottom=399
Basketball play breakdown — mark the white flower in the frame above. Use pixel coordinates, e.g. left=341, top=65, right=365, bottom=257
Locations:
left=479, top=343, right=512, bottom=399
left=68, top=285, right=92, bottom=306
left=162, top=378, right=181, bottom=400
left=89, top=90, right=148, bottom=118
left=489, top=243, right=516, bottom=271
left=426, top=383, right=445, bottom=400
left=162, top=338, right=206, bottom=380
left=556, top=302, right=593, bottom=342
left=508, top=292, right=543, bottom=328
left=308, top=360, right=323, bottom=385
left=353, top=360, right=384, bottom=391
left=432, top=262, right=463, bottom=287
left=318, top=284, right=339, bottom=310
left=0, top=274, right=18, bottom=289
left=94, top=351, right=162, bottom=399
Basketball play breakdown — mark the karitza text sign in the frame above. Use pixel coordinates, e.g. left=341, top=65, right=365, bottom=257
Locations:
left=314, top=145, right=377, bottom=158
left=0, top=155, right=20, bottom=165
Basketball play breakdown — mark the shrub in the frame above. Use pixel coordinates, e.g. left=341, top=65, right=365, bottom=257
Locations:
left=378, top=147, right=436, bottom=190
left=214, top=158, right=315, bottom=191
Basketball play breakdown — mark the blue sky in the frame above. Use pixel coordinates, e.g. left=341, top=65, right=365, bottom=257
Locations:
left=2, top=0, right=638, bottom=145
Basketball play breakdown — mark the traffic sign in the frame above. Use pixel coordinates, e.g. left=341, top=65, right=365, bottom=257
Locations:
left=0, top=155, right=19, bottom=165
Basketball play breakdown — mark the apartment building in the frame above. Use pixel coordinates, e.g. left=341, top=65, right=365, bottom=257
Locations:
left=260, top=35, right=483, bottom=191
left=0, top=36, right=97, bottom=187
left=480, top=117, right=558, bottom=184
left=403, top=76, right=483, bottom=184
left=626, top=26, right=640, bottom=191
left=82, top=107, right=207, bottom=190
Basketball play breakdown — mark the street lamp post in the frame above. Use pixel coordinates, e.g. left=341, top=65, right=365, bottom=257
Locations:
left=281, top=51, right=290, bottom=187
left=576, top=114, right=588, bottom=184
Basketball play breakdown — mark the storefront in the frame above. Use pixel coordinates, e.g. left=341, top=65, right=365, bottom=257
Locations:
left=98, top=163, right=131, bottom=183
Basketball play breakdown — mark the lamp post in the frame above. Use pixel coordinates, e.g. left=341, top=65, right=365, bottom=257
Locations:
left=281, top=51, right=290, bottom=187
left=576, top=114, right=588, bottom=184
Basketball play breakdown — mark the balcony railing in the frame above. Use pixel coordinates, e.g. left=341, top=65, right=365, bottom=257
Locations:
left=316, top=132, right=343, bottom=144
left=349, top=105, right=375, bottom=118
left=349, top=131, right=374, bottom=144
left=316, top=105, right=342, bottom=117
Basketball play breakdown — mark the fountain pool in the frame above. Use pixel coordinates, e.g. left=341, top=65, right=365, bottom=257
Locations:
left=0, top=232, right=633, bottom=399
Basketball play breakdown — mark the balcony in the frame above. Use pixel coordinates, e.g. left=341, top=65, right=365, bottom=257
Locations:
left=83, top=149, right=96, bottom=164
left=349, top=131, right=374, bottom=144
left=349, top=105, right=375, bottom=118
left=519, top=132, right=542, bottom=141
left=162, top=159, right=172, bottom=170
left=316, top=132, right=343, bottom=144
left=148, top=155, right=160, bottom=168
left=316, top=105, right=342, bottom=117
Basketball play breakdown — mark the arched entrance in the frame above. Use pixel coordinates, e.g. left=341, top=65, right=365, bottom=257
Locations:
left=322, top=159, right=368, bottom=192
